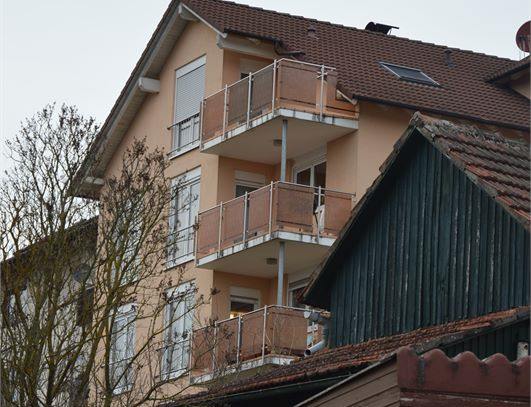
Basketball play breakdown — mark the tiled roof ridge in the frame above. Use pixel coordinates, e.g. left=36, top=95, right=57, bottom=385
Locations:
left=183, top=0, right=520, bottom=63
left=486, top=56, right=530, bottom=82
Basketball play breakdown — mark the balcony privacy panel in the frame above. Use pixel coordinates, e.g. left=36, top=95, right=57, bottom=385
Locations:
left=250, top=67, right=273, bottom=120
left=202, top=91, right=225, bottom=142
left=240, top=311, right=265, bottom=361
left=227, top=80, right=249, bottom=127
left=278, top=61, right=317, bottom=109
left=324, top=190, right=353, bottom=235
left=215, top=319, right=239, bottom=369
left=247, top=187, right=270, bottom=238
left=191, top=327, right=213, bottom=373
left=276, top=184, right=314, bottom=233
left=221, top=198, right=245, bottom=249
left=266, top=307, right=307, bottom=356
left=196, top=207, right=220, bottom=257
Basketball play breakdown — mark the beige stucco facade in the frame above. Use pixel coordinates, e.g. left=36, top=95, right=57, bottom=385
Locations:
left=94, top=15, right=529, bottom=399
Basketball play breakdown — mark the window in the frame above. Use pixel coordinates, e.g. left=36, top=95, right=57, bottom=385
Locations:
left=229, top=287, right=260, bottom=318
left=110, top=304, right=136, bottom=394
left=295, top=161, right=326, bottom=189
left=161, top=282, right=195, bottom=380
left=234, top=170, right=265, bottom=198
left=167, top=167, right=201, bottom=266
left=171, top=56, right=206, bottom=156
left=380, top=62, right=440, bottom=86
left=112, top=197, right=142, bottom=285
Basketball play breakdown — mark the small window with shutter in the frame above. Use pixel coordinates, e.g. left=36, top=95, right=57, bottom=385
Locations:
left=171, top=56, right=206, bottom=156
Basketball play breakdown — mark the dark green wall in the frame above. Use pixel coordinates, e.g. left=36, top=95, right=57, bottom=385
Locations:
left=443, top=319, right=529, bottom=361
left=329, top=134, right=530, bottom=347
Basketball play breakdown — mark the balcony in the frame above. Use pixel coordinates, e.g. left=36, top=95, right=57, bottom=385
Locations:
left=200, top=59, right=358, bottom=164
left=189, top=305, right=321, bottom=383
left=195, top=182, right=355, bottom=276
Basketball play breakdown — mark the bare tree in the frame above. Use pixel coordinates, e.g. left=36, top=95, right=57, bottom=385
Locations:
left=0, top=104, right=212, bottom=407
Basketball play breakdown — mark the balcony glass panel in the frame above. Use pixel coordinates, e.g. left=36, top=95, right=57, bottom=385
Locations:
left=200, top=59, right=357, bottom=145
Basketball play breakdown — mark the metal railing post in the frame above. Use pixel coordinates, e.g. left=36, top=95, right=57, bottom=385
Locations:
left=246, top=73, right=252, bottom=128
left=217, top=203, right=223, bottom=255
left=242, top=191, right=248, bottom=246
left=188, top=331, right=193, bottom=381
left=261, top=305, right=268, bottom=362
left=271, top=60, right=277, bottom=113
left=200, top=101, right=204, bottom=146
left=212, top=323, right=218, bottom=373
left=193, top=214, right=198, bottom=261
left=317, top=186, right=322, bottom=241
left=319, top=65, right=325, bottom=121
left=268, top=182, right=274, bottom=235
left=222, top=84, right=228, bottom=139
left=236, top=316, right=243, bottom=365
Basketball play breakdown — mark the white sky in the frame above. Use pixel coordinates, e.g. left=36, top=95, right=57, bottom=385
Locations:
left=1, top=0, right=529, bottom=175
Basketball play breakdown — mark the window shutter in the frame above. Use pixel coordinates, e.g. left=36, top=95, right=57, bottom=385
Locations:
left=174, top=64, right=205, bottom=125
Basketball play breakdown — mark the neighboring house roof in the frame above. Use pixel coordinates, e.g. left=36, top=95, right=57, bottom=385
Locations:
left=487, top=56, right=530, bottom=83
left=304, top=113, right=530, bottom=305
left=77, top=0, right=529, bottom=196
left=296, top=346, right=530, bottom=407
left=183, top=0, right=529, bottom=130
left=169, top=307, right=528, bottom=406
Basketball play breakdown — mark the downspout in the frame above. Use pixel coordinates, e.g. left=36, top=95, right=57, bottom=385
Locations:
left=304, top=311, right=330, bottom=356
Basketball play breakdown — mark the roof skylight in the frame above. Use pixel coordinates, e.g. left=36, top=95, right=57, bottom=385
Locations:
left=380, top=62, right=440, bottom=86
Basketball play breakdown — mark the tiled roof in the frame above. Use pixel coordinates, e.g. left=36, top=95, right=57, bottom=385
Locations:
left=170, top=307, right=527, bottom=406
left=415, top=114, right=530, bottom=227
left=183, top=0, right=529, bottom=130
left=487, top=56, right=530, bottom=82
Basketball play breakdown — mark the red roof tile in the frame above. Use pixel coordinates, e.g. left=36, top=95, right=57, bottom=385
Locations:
left=417, top=114, right=531, bottom=226
left=172, top=307, right=527, bottom=405
left=183, top=0, right=529, bottom=130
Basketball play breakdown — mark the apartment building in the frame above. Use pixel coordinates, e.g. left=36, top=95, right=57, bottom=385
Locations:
left=75, top=0, right=529, bottom=396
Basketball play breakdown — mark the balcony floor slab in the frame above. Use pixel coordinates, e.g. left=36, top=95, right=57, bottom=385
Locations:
left=201, top=109, right=358, bottom=165
left=196, top=231, right=334, bottom=278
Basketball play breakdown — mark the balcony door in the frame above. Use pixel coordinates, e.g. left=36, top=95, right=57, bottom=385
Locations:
left=295, top=161, right=326, bottom=189
left=171, top=56, right=206, bottom=156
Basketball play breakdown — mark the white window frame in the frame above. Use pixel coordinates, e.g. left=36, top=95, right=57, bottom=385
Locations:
left=167, top=167, right=201, bottom=268
left=161, top=281, right=195, bottom=380
left=234, top=170, right=266, bottom=197
left=229, top=287, right=260, bottom=318
left=170, top=56, right=206, bottom=158
left=292, top=147, right=326, bottom=187
left=110, top=303, right=136, bottom=395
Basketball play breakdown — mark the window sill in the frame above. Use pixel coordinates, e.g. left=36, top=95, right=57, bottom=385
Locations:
left=160, top=368, right=186, bottom=382
left=164, top=254, right=195, bottom=270
left=168, top=142, right=199, bottom=160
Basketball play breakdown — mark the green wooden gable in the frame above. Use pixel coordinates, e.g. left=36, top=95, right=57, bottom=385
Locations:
left=304, top=114, right=530, bottom=348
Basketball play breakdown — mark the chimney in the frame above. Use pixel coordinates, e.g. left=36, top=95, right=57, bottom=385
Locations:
left=365, top=22, right=399, bottom=35
left=307, top=25, right=317, bottom=38
left=444, top=48, right=455, bottom=67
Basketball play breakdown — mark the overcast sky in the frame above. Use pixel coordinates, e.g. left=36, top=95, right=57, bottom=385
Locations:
left=1, top=0, right=529, bottom=175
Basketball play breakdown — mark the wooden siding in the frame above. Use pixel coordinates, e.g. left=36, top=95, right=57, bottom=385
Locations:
left=301, top=362, right=399, bottom=407
left=443, top=319, right=529, bottom=361
left=329, top=134, right=530, bottom=347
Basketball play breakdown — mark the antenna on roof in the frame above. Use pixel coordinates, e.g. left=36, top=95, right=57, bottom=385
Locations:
left=515, top=21, right=530, bottom=56
left=365, top=22, right=399, bottom=35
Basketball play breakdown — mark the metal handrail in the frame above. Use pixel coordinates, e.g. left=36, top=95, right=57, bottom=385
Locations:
left=190, top=305, right=317, bottom=377
left=201, top=58, right=336, bottom=101
left=198, top=181, right=355, bottom=215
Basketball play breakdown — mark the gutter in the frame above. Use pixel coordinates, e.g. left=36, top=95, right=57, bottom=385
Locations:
left=171, top=374, right=350, bottom=407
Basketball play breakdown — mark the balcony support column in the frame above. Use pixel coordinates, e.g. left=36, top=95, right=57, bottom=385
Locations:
left=277, top=241, right=285, bottom=305
left=280, top=119, right=287, bottom=182
left=277, top=118, right=288, bottom=305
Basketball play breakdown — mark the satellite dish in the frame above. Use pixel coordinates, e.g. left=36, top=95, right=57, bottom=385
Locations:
left=515, top=21, right=530, bottom=53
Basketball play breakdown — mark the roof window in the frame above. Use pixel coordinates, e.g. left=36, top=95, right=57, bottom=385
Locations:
left=380, top=62, right=440, bottom=86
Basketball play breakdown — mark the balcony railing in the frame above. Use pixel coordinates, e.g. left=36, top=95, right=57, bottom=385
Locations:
left=201, top=59, right=357, bottom=144
left=189, top=305, right=321, bottom=381
left=196, top=181, right=355, bottom=261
